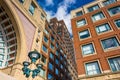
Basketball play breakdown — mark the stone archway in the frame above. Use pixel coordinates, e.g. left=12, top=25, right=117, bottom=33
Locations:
left=0, top=6, right=17, bottom=68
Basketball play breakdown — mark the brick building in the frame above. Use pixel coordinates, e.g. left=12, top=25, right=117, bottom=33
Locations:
left=71, top=0, right=120, bottom=80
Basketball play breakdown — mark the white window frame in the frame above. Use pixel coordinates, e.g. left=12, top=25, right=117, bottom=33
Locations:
left=92, top=12, right=105, bottom=22
left=84, top=60, right=102, bottom=76
left=114, top=19, right=120, bottom=28
left=107, top=56, right=120, bottom=72
left=88, top=4, right=100, bottom=12
left=76, top=19, right=87, bottom=27
left=100, top=36, right=120, bottom=52
left=78, top=29, right=91, bottom=40
left=81, top=42, right=96, bottom=56
left=95, top=23, right=112, bottom=34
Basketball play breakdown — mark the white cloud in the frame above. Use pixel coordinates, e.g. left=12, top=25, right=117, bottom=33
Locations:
left=45, top=0, right=54, bottom=6
left=46, top=0, right=76, bottom=35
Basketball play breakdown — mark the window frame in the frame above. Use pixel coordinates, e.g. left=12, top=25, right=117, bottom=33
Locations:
left=103, top=0, right=117, bottom=6
left=95, top=22, right=112, bottom=34
left=108, top=6, right=120, bottom=16
left=84, top=60, right=102, bottom=76
left=42, top=44, right=48, bottom=53
left=76, top=11, right=83, bottom=17
left=0, top=61, right=2, bottom=66
left=76, top=19, right=87, bottom=27
left=92, top=12, right=105, bottom=22
left=81, top=42, right=96, bottom=56
left=87, top=4, right=100, bottom=12
left=43, top=36, right=48, bottom=44
left=29, top=2, right=36, bottom=15
left=107, top=56, right=120, bottom=72
left=114, top=19, right=120, bottom=28
left=78, top=29, right=91, bottom=40
left=100, top=36, right=120, bottom=51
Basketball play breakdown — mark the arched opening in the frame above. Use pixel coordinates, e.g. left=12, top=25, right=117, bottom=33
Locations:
left=0, top=6, right=17, bottom=68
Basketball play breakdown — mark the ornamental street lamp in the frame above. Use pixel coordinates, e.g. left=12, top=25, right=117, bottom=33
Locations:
left=22, top=51, right=43, bottom=78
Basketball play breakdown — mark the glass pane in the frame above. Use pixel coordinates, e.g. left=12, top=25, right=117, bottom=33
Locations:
left=76, top=11, right=83, bottom=16
left=40, top=68, right=45, bottom=77
left=96, top=23, right=111, bottom=33
left=49, top=63, right=53, bottom=70
left=82, top=43, right=94, bottom=55
left=88, top=4, right=99, bottom=12
left=77, top=19, right=86, bottom=27
left=115, top=19, right=120, bottom=28
left=19, top=0, right=25, bottom=3
left=86, top=61, right=101, bottom=75
left=101, top=37, right=119, bottom=49
left=42, top=45, right=47, bottom=53
left=0, top=61, right=2, bottom=66
left=109, top=57, right=120, bottom=72
left=79, top=30, right=90, bottom=39
left=0, top=55, right=4, bottom=60
left=109, top=6, right=120, bottom=15
left=44, top=36, right=48, bottom=43
left=50, top=52, right=54, bottom=59
left=29, top=3, right=35, bottom=15
left=0, top=48, right=4, bottom=53
left=92, top=12, right=104, bottom=21
left=48, top=73, right=53, bottom=80
left=103, top=0, right=116, bottom=6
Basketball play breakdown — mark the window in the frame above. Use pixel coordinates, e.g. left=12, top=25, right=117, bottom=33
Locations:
left=48, top=73, right=53, bottom=80
left=56, top=50, right=59, bottom=56
left=108, top=57, right=120, bottom=72
left=50, top=43, right=54, bottom=50
left=76, top=19, right=86, bottom=27
left=41, top=13, right=45, bottom=20
left=76, top=11, right=83, bottom=17
left=29, top=2, right=36, bottom=15
left=0, top=54, right=4, bottom=60
left=51, top=36, right=54, bottom=42
left=19, top=0, right=25, bottom=3
left=85, top=61, right=101, bottom=75
left=60, top=64, right=63, bottom=69
left=96, top=23, right=111, bottom=34
left=82, top=43, right=95, bottom=55
left=55, top=68, right=59, bottom=75
left=108, top=6, right=120, bottom=16
left=56, top=43, right=59, bottom=48
left=44, top=36, right=48, bottom=43
left=0, top=42, right=4, bottom=47
left=0, top=36, right=3, bottom=41
left=88, top=4, right=100, bottom=12
left=114, top=19, right=120, bottom=28
left=49, top=62, right=53, bottom=70
left=92, top=12, right=105, bottom=22
left=41, top=55, right=46, bottom=64
left=103, top=0, right=116, bottom=6
left=44, top=29, right=49, bottom=35
left=50, top=52, right=54, bottom=60
left=55, top=58, right=59, bottom=65
left=0, top=48, right=4, bottom=53
left=42, top=45, right=47, bottom=53
left=39, top=68, right=45, bottom=77
left=101, top=37, right=119, bottom=50
left=0, top=61, right=2, bottom=66
left=79, top=29, right=90, bottom=39
left=60, top=55, right=63, bottom=61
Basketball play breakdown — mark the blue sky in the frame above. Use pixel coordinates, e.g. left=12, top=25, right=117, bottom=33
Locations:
left=37, top=0, right=94, bottom=35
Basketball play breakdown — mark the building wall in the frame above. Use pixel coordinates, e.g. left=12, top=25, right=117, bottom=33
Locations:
left=0, top=0, right=46, bottom=80
left=71, top=0, right=120, bottom=80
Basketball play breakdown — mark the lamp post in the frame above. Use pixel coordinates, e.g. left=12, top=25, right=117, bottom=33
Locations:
left=22, top=51, right=43, bottom=78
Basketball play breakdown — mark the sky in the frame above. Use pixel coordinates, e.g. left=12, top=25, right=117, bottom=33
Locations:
left=37, top=0, right=94, bottom=35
